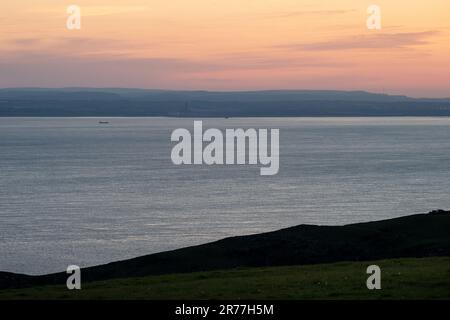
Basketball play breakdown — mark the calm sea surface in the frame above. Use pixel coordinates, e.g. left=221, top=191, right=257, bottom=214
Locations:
left=1, top=117, right=449, bottom=274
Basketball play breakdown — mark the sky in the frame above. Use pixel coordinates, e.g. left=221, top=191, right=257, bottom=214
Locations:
left=0, top=0, right=449, bottom=97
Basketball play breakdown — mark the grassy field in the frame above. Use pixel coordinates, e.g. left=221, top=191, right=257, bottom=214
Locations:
left=1, top=257, right=449, bottom=300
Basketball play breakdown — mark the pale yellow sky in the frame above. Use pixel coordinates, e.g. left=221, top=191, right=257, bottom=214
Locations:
left=1, top=0, right=449, bottom=97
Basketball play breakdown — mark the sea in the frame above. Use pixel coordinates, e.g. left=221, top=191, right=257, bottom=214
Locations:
left=1, top=117, right=449, bottom=274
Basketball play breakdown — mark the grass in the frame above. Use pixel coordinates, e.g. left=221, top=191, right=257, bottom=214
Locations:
left=1, top=257, right=449, bottom=300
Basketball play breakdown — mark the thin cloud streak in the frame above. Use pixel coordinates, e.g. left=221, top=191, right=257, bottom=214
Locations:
left=274, top=9, right=356, bottom=18
left=275, top=31, right=439, bottom=51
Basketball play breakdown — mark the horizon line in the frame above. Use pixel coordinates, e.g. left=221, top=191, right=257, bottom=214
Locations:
left=2, top=87, right=450, bottom=100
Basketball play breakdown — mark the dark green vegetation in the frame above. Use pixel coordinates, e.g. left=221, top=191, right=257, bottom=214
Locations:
left=1, top=257, right=449, bottom=299
left=1, top=88, right=450, bottom=116
left=1, top=210, right=449, bottom=293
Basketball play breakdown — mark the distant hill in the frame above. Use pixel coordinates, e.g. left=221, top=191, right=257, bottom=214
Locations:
left=1, top=210, right=449, bottom=290
left=1, top=88, right=450, bottom=116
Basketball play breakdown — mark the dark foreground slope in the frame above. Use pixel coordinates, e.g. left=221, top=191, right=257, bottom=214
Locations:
left=1, top=210, right=449, bottom=290
left=2, top=257, right=449, bottom=299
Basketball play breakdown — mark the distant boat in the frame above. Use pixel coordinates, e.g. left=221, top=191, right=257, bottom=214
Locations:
left=98, top=121, right=109, bottom=124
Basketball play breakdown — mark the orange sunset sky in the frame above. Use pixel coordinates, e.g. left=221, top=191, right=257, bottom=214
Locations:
left=1, top=0, right=449, bottom=97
